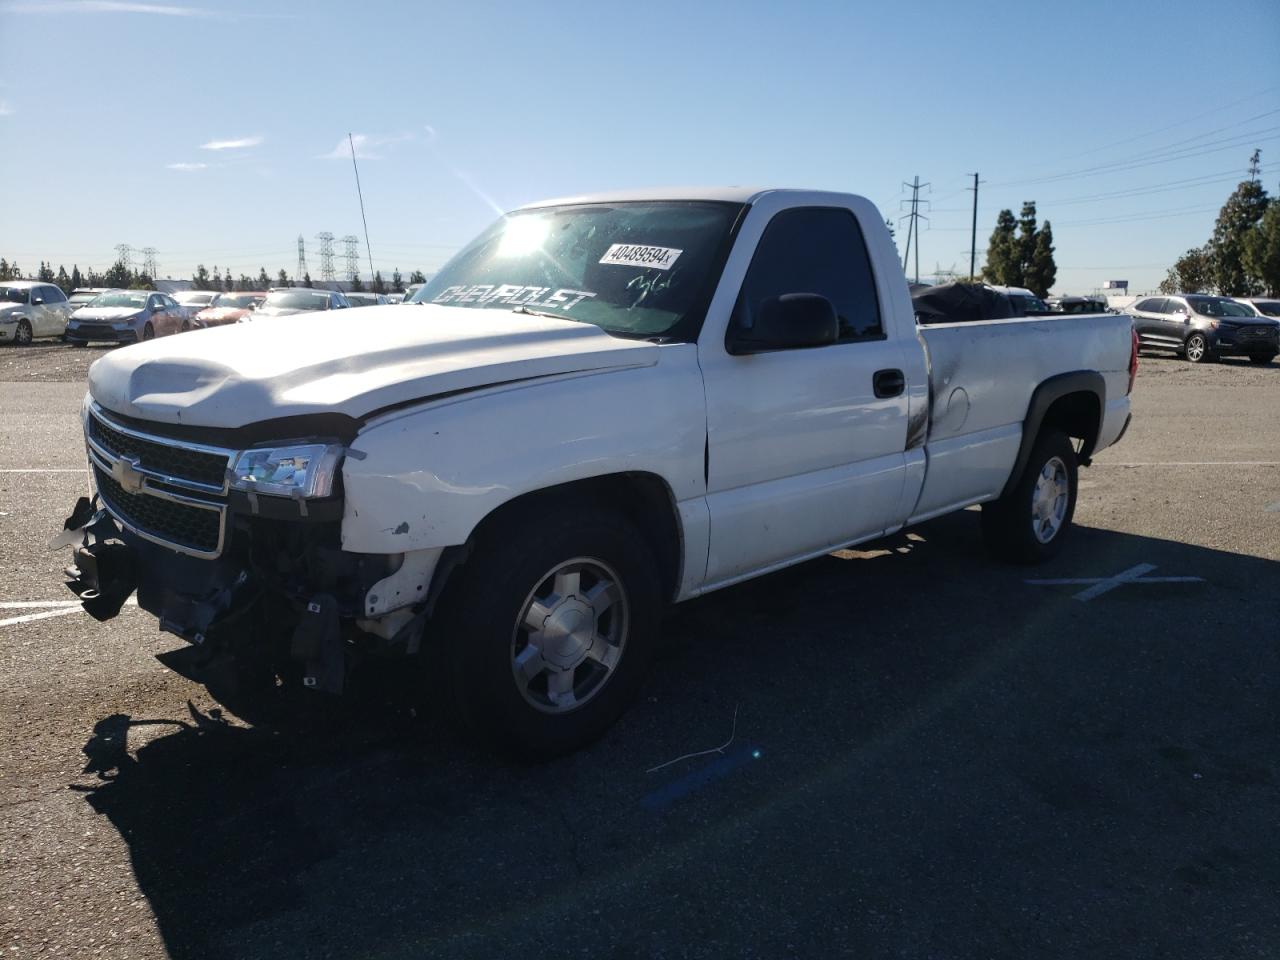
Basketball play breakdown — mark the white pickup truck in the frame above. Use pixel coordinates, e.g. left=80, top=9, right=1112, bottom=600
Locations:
left=57, top=188, right=1136, bottom=757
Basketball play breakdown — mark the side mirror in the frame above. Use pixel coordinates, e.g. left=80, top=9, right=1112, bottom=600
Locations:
left=729, top=293, right=839, bottom=354
left=31, top=296, right=44, bottom=305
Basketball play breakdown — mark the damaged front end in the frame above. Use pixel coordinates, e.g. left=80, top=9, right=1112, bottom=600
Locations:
left=54, top=402, right=434, bottom=698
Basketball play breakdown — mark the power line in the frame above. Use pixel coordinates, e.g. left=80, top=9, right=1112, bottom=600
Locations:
left=315, top=232, right=335, bottom=281
left=341, top=235, right=360, bottom=282
left=898, top=176, right=930, bottom=284
left=993, top=127, right=1280, bottom=188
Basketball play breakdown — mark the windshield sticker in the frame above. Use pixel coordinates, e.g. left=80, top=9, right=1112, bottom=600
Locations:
left=598, top=244, right=682, bottom=271
left=432, top=284, right=597, bottom=312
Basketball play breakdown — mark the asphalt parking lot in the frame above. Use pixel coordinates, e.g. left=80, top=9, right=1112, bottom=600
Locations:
left=2, top=343, right=1278, bottom=959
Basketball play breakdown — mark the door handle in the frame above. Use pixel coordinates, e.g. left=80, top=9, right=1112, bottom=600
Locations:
left=873, top=368, right=905, bottom=398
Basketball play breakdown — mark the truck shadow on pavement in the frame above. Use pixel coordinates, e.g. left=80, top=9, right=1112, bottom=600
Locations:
left=73, top=512, right=1280, bottom=960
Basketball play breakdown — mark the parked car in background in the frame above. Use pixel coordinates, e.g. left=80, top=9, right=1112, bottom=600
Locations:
left=253, top=288, right=351, bottom=317
left=1127, top=294, right=1279, bottom=364
left=174, top=290, right=221, bottom=320
left=344, top=292, right=390, bottom=307
left=68, top=288, right=117, bottom=311
left=65, top=290, right=187, bottom=345
left=988, top=285, right=1052, bottom=315
left=1236, top=297, right=1280, bottom=319
left=0, top=280, right=75, bottom=345
left=192, top=292, right=266, bottom=329
left=1048, top=295, right=1109, bottom=315
left=386, top=293, right=405, bottom=303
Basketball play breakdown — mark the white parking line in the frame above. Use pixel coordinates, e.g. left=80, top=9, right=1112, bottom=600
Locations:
left=0, top=597, right=137, bottom=628
left=0, top=469, right=88, bottom=473
left=1026, top=563, right=1204, bottom=602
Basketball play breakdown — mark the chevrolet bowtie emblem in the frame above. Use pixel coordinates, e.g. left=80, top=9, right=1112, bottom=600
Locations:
left=111, top=456, right=146, bottom=495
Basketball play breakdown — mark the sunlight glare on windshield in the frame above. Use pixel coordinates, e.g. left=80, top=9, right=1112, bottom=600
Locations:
left=497, top=216, right=551, bottom=258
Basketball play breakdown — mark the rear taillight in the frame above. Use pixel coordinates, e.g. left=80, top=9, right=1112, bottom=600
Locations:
left=1127, top=326, right=1139, bottom=395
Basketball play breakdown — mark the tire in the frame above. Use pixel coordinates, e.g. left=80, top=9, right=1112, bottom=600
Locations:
left=1248, top=353, right=1275, bottom=365
left=181, top=320, right=190, bottom=332
left=14, top=320, right=32, bottom=346
left=981, top=428, right=1078, bottom=564
left=142, top=322, right=155, bottom=341
left=1184, top=332, right=1212, bottom=363
left=438, top=501, right=660, bottom=759
left=71, top=340, right=88, bottom=348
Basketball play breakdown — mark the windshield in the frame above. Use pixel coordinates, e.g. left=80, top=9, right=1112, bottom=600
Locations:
left=263, top=290, right=332, bottom=311
left=412, top=201, right=743, bottom=339
left=346, top=293, right=380, bottom=304
left=212, top=294, right=262, bottom=309
left=0, top=286, right=30, bottom=304
left=1012, top=294, right=1050, bottom=314
left=91, top=292, right=148, bottom=308
left=68, top=292, right=101, bottom=304
left=178, top=293, right=216, bottom=306
left=1187, top=296, right=1253, bottom=318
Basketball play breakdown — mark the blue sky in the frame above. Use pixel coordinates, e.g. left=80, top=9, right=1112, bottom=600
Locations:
left=1, top=0, right=1277, bottom=295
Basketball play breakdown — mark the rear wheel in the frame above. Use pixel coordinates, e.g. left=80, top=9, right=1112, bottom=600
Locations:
left=981, top=429, right=1078, bottom=564
left=14, top=320, right=32, bottom=346
left=1184, top=332, right=1212, bottom=363
left=438, top=502, right=660, bottom=759
left=1249, top=352, right=1275, bottom=365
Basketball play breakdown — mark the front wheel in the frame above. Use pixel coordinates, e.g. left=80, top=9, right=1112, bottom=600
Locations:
left=439, top=503, right=660, bottom=759
left=1185, top=332, right=1212, bottom=363
left=981, top=429, right=1078, bottom=564
left=142, top=322, right=155, bottom=341
left=14, top=320, right=32, bottom=346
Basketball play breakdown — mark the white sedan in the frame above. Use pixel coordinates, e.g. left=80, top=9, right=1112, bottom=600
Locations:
left=0, top=280, right=75, bottom=345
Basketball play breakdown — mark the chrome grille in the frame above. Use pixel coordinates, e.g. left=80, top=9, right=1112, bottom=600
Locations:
left=86, top=404, right=233, bottom=558
left=93, top=465, right=223, bottom=555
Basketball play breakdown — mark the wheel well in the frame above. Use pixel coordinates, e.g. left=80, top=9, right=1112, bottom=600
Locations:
left=1041, top=391, right=1101, bottom=460
left=446, top=473, right=684, bottom=603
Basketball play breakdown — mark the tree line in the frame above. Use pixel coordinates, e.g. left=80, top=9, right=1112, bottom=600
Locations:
left=982, top=202, right=1057, bottom=297
left=1160, top=150, right=1278, bottom=296
left=0, top=259, right=430, bottom=295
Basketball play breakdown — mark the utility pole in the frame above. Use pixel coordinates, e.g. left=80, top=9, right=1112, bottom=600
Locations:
left=296, top=235, right=308, bottom=284
left=341, top=235, right=360, bottom=283
left=898, top=177, right=930, bottom=285
left=316, top=232, right=335, bottom=281
left=966, top=172, right=984, bottom=282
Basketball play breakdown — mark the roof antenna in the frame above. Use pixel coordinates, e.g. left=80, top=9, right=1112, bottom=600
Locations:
left=348, top=133, right=376, bottom=283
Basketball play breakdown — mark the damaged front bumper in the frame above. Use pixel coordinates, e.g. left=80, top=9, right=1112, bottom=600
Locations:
left=53, top=493, right=435, bottom=696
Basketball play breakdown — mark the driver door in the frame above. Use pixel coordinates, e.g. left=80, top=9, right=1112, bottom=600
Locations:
left=698, top=206, right=911, bottom=587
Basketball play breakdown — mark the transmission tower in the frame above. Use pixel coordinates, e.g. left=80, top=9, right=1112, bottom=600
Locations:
left=897, top=176, right=931, bottom=285
left=315, top=232, right=335, bottom=281
left=113, top=243, right=133, bottom=270
left=296, top=235, right=308, bottom=282
left=140, top=247, right=159, bottom=278
left=341, top=235, right=360, bottom=282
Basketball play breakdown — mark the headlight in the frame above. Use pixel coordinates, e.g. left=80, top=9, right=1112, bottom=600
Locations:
left=230, top=444, right=343, bottom=499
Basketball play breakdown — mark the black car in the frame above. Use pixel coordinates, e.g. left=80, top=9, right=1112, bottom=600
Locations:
left=1126, top=294, right=1279, bottom=364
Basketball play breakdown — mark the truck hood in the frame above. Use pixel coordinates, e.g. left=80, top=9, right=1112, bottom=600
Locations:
left=88, top=304, right=659, bottom=427
left=73, top=307, right=143, bottom=322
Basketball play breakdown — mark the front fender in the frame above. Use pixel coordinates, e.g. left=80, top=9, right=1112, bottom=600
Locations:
left=339, top=347, right=706, bottom=554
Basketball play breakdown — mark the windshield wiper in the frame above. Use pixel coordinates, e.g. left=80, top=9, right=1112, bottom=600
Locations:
left=511, top=304, right=582, bottom=323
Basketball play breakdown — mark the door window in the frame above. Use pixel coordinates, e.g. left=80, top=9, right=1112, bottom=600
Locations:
left=1134, top=298, right=1162, bottom=313
left=734, top=207, right=883, bottom=343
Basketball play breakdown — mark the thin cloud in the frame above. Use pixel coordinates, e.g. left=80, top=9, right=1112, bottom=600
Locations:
left=166, top=162, right=208, bottom=171
left=200, top=135, right=263, bottom=151
left=319, top=132, right=413, bottom=160
left=5, top=1, right=216, bottom=16
left=0, top=101, right=12, bottom=117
